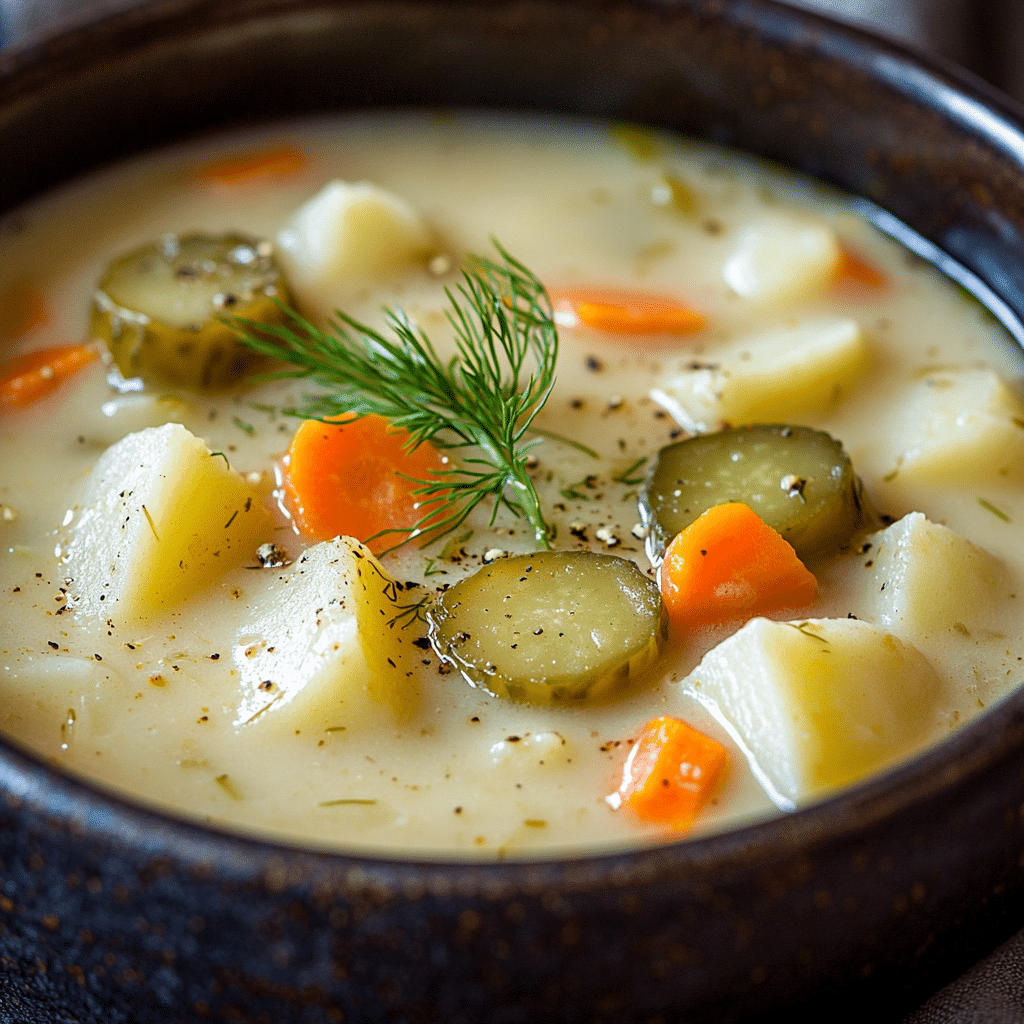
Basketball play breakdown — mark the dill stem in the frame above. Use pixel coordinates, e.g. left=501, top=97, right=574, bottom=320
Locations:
left=509, top=457, right=552, bottom=549
left=468, top=425, right=551, bottom=548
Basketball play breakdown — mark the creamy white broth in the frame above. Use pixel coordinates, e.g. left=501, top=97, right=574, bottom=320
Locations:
left=1, top=111, right=1023, bottom=857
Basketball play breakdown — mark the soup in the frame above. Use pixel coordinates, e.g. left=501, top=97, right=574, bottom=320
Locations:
left=1, top=111, right=1022, bottom=857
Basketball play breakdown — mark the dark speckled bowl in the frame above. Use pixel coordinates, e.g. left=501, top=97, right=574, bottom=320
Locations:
left=4, top=2, right=1024, bottom=1021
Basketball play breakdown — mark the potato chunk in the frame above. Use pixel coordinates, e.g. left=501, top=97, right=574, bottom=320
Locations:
left=64, top=423, right=273, bottom=622
left=721, top=212, right=841, bottom=304
left=886, top=368, right=1024, bottom=482
left=654, top=317, right=866, bottom=430
left=233, top=537, right=420, bottom=732
left=685, top=617, right=943, bottom=805
left=853, top=512, right=1008, bottom=643
left=276, top=180, right=431, bottom=306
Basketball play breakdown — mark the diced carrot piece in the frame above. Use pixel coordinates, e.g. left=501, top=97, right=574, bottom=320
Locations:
left=197, top=145, right=305, bottom=187
left=609, top=715, right=728, bottom=830
left=550, top=286, right=705, bottom=338
left=659, top=502, right=817, bottom=629
left=0, top=343, right=99, bottom=410
left=282, top=414, right=449, bottom=554
left=0, top=280, right=47, bottom=340
left=834, top=247, right=888, bottom=290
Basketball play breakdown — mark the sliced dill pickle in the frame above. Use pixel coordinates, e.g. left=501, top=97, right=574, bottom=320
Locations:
left=426, top=551, right=666, bottom=705
left=640, top=424, right=866, bottom=562
left=91, top=233, right=292, bottom=391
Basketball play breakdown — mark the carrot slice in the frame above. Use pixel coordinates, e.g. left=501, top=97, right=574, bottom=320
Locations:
left=0, top=280, right=47, bottom=340
left=834, top=247, right=888, bottom=290
left=609, top=715, right=727, bottom=830
left=0, top=343, right=99, bottom=410
left=282, top=414, right=449, bottom=554
left=659, top=501, right=817, bottom=629
left=551, top=286, right=705, bottom=338
left=197, top=145, right=305, bottom=187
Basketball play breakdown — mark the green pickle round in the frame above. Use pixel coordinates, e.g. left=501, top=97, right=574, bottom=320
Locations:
left=426, top=551, right=667, bottom=705
left=640, top=424, right=866, bottom=562
left=91, top=233, right=292, bottom=391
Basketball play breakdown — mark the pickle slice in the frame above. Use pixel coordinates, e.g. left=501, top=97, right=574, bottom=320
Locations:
left=91, top=233, right=292, bottom=391
left=640, top=424, right=866, bottom=562
left=426, top=551, right=666, bottom=705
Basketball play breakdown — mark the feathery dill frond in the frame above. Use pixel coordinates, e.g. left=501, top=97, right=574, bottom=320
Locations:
left=231, top=243, right=558, bottom=550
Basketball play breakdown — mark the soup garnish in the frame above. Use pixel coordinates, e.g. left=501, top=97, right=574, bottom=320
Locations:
left=234, top=245, right=559, bottom=551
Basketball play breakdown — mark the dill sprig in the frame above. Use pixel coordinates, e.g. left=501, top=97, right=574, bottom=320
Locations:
left=232, top=243, right=558, bottom=550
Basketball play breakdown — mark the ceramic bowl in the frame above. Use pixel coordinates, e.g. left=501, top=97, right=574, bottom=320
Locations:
left=4, top=2, right=1024, bottom=1021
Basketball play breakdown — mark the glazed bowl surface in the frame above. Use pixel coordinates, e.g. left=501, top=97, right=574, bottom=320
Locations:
left=4, top=2, right=1024, bottom=1022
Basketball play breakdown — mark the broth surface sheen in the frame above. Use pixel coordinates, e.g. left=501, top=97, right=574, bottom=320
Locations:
left=1, top=111, right=1022, bottom=858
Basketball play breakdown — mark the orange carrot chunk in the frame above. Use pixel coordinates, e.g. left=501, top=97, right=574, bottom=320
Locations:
left=659, top=501, right=817, bottom=629
left=0, top=343, right=99, bottom=410
left=834, top=246, right=888, bottom=290
left=0, top=281, right=48, bottom=340
left=197, top=145, right=305, bottom=187
left=551, top=286, right=705, bottom=338
left=282, top=414, right=449, bottom=555
left=609, top=715, right=728, bottom=830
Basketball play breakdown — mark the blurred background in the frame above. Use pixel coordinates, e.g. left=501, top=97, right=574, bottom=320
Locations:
left=784, top=0, right=1024, bottom=102
left=1, top=0, right=1022, bottom=107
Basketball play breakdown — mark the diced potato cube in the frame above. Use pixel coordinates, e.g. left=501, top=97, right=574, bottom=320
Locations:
left=685, top=616, right=943, bottom=804
left=717, top=318, right=868, bottom=422
left=277, top=180, right=431, bottom=302
left=233, top=537, right=421, bottom=733
left=64, top=423, right=273, bottom=622
left=886, top=368, right=1024, bottom=482
left=653, top=317, right=867, bottom=430
left=853, top=512, right=1008, bottom=643
left=722, top=212, right=841, bottom=304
